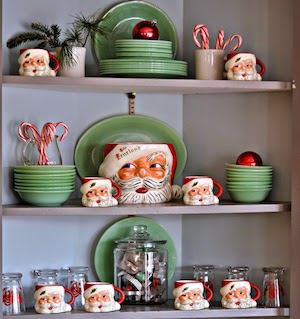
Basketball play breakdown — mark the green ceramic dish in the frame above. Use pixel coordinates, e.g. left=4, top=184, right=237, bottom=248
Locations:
left=93, top=1, right=178, bottom=60
left=225, top=163, right=273, bottom=170
left=74, top=115, right=187, bottom=180
left=228, top=189, right=271, bottom=203
left=94, top=216, right=177, bottom=283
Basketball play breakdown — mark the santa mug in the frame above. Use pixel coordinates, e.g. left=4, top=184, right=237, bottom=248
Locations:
left=225, top=52, right=265, bottom=81
left=173, top=280, right=213, bottom=310
left=83, top=282, right=125, bottom=313
left=18, top=48, right=60, bottom=77
left=80, top=177, right=122, bottom=207
left=98, top=143, right=180, bottom=204
left=182, top=176, right=223, bottom=206
left=220, top=279, right=261, bottom=309
left=33, top=284, right=75, bottom=314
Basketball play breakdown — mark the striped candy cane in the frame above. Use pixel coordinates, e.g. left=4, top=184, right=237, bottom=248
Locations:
left=193, top=24, right=210, bottom=49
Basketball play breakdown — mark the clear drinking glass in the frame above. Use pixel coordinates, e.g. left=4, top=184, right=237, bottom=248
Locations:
left=67, top=266, right=89, bottom=310
left=33, top=268, right=59, bottom=284
left=193, top=264, right=215, bottom=297
left=227, top=266, right=249, bottom=280
left=2, top=273, right=26, bottom=315
left=262, top=267, right=287, bottom=307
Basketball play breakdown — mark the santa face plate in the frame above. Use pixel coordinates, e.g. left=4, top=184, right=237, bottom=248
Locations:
left=99, top=143, right=178, bottom=204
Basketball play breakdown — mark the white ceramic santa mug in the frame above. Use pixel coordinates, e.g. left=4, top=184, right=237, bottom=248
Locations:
left=80, top=177, right=122, bottom=208
left=18, top=48, right=60, bottom=77
left=225, top=52, right=265, bottom=81
left=182, top=176, right=223, bottom=206
left=173, top=280, right=213, bottom=310
left=98, top=143, right=180, bottom=204
left=220, top=279, right=261, bottom=309
left=33, top=284, right=75, bottom=314
left=83, top=282, right=125, bottom=313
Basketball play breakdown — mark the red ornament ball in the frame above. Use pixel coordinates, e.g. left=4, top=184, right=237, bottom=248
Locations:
left=132, top=20, right=159, bottom=40
left=236, top=151, right=263, bottom=166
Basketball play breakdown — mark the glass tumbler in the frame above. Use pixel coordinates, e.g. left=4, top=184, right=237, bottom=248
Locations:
left=2, top=273, right=26, bottom=315
left=262, top=267, right=286, bottom=307
left=193, top=264, right=215, bottom=297
left=67, top=266, right=89, bottom=310
left=33, top=268, right=59, bottom=284
left=227, top=266, right=249, bottom=280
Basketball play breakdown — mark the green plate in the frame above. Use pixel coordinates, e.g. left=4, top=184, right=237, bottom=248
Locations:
left=74, top=115, right=186, bottom=180
left=93, top=0, right=178, bottom=61
left=94, top=216, right=177, bottom=282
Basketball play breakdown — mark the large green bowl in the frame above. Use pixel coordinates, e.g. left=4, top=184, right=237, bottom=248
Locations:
left=16, top=189, right=74, bottom=207
left=228, top=189, right=271, bottom=203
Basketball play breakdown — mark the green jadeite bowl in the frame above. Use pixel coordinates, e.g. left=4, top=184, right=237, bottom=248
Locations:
left=228, top=189, right=271, bottom=203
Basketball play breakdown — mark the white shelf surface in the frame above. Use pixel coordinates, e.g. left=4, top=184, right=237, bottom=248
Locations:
left=3, top=200, right=291, bottom=216
left=2, top=76, right=292, bottom=94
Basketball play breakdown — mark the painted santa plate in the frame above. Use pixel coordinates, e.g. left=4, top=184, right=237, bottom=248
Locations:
left=74, top=115, right=187, bottom=181
left=94, top=216, right=177, bottom=282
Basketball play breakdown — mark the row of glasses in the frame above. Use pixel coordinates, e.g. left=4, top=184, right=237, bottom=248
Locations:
left=193, top=265, right=287, bottom=307
left=2, top=267, right=89, bottom=316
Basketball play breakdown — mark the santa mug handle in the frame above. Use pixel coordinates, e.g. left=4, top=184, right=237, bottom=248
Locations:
left=203, top=284, right=213, bottom=302
left=111, top=181, right=122, bottom=200
left=226, top=52, right=265, bottom=76
left=20, top=48, right=60, bottom=72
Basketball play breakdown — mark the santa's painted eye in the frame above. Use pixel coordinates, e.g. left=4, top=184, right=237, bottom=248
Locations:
left=150, top=163, right=163, bottom=168
left=121, top=163, right=136, bottom=169
left=101, top=190, right=107, bottom=194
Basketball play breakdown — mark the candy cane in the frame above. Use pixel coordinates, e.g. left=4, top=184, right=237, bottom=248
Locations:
left=215, top=29, right=225, bottom=50
left=193, top=24, right=210, bottom=49
left=54, top=122, right=69, bottom=141
left=222, top=34, right=243, bottom=52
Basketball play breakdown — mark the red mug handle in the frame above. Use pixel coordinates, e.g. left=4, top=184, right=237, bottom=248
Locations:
left=212, top=179, right=223, bottom=198
left=250, top=282, right=261, bottom=301
left=113, top=285, right=125, bottom=304
left=111, top=181, right=122, bottom=200
left=48, top=53, right=60, bottom=72
left=64, top=287, right=75, bottom=305
left=203, top=284, right=213, bottom=302
left=256, top=58, right=265, bottom=76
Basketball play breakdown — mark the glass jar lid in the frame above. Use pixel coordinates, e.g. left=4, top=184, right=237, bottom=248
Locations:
left=115, top=225, right=167, bottom=248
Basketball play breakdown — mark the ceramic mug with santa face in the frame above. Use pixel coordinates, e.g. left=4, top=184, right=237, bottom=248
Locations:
left=83, top=282, right=125, bottom=313
left=182, top=176, right=223, bottom=206
left=220, top=279, right=261, bottom=309
left=33, top=284, right=75, bottom=314
left=173, top=280, right=213, bottom=310
left=98, top=143, right=179, bottom=204
left=18, top=48, right=60, bottom=77
left=225, top=52, right=265, bottom=81
left=80, top=177, right=122, bottom=207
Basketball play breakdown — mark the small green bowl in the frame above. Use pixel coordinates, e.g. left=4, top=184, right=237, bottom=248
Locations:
left=16, top=189, right=74, bottom=206
left=228, top=189, right=271, bottom=203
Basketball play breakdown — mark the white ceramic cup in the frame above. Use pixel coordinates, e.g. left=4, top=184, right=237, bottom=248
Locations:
left=195, top=49, right=224, bottom=80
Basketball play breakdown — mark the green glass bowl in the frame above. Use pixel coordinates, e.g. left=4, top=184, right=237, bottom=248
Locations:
left=16, top=189, right=74, bottom=207
left=225, top=163, right=273, bottom=169
left=226, top=181, right=272, bottom=187
left=228, top=189, right=271, bottom=203
left=226, top=176, right=272, bottom=182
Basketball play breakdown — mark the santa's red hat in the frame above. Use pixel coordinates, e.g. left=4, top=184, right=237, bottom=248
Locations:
left=99, top=143, right=177, bottom=183
left=225, top=53, right=256, bottom=71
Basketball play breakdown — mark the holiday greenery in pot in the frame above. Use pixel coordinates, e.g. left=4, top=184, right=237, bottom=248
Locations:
left=6, top=10, right=111, bottom=69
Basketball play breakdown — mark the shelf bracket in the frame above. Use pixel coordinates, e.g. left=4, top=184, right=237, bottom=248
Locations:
left=127, top=92, right=137, bottom=114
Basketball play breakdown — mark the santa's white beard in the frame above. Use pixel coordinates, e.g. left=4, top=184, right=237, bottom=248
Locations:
left=183, top=193, right=219, bottom=205
left=111, top=174, right=172, bottom=204
left=174, top=297, right=209, bottom=310
left=221, top=296, right=257, bottom=308
left=35, top=301, right=71, bottom=313
left=227, top=69, right=260, bottom=80
left=84, top=300, right=120, bottom=313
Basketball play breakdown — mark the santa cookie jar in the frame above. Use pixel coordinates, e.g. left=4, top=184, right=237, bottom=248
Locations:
left=225, top=52, right=265, bottom=81
left=98, top=143, right=182, bottom=204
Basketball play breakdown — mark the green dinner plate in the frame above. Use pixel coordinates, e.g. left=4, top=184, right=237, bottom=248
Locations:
left=74, top=115, right=187, bottom=180
left=94, top=216, right=177, bottom=283
left=93, top=0, right=178, bottom=61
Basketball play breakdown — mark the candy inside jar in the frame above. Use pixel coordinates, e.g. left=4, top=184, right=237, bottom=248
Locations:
left=114, top=225, right=168, bottom=304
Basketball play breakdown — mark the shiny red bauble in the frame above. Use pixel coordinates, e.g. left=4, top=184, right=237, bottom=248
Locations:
left=236, top=151, right=263, bottom=166
left=132, top=20, right=159, bottom=40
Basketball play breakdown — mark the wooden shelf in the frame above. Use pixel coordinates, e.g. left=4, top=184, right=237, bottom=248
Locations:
left=2, top=76, right=292, bottom=94
left=2, top=199, right=291, bottom=216
left=7, top=304, right=290, bottom=318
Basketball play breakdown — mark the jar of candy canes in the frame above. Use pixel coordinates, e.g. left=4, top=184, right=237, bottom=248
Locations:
left=114, top=225, right=168, bottom=304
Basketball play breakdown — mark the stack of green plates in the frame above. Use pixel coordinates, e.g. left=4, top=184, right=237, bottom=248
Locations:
left=115, top=39, right=173, bottom=60
left=99, top=59, right=187, bottom=78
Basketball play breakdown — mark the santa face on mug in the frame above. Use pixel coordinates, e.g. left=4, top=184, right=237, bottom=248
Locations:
left=84, top=288, right=120, bottom=312
left=99, top=144, right=176, bottom=204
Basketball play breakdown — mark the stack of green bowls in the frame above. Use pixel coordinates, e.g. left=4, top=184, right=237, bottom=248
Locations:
left=225, top=163, right=273, bottom=203
left=14, top=165, right=76, bottom=206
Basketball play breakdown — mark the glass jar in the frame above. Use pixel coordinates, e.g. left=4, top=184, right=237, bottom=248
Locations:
left=227, top=266, right=249, bottom=280
left=67, top=266, right=89, bottom=310
left=33, top=268, right=59, bottom=285
left=114, top=225, right=168, bottom=304
left=2, top=273, right=26, bottom=315
left=193, top=264, right=215, bottom=297
left=262, top=267, right=287, bottom=307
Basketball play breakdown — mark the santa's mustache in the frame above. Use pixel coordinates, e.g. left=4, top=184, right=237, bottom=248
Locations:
left=113, top=176, right=168, bottom=191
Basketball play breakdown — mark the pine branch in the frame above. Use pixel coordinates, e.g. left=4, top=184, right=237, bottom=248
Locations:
left=6, top=32, right=47, bottom=48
